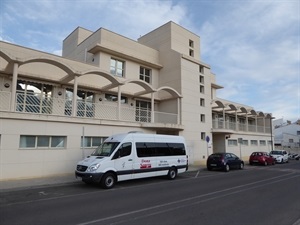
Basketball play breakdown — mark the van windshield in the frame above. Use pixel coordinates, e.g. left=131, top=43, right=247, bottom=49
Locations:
left=92, top=142, right=120, bottom=157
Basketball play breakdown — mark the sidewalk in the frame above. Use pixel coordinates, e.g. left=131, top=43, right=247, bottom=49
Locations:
left=0, top=173, right=78, bottom=192
left=0, top=165, right=203, bottom=192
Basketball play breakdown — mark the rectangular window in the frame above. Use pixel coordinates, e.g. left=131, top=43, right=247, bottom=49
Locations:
left=51, top=136, right=65, bottom=148
left=135, top=100, right=151, bottom=122
left=20, top=135, right=36, bottom=148
left=16, top=80, right=53, bottom=114
left=200, top=114, right=205, bottom=122
left=140, top=67, right=151, bottom=84
left=19, top=135, right=66, bottom=149
left=199, top=75, right=204, bottom=84
left=200, top=85, right=205, bottom=93
left=76, top=90, right=94, bottom=118
left=199, top=66, right=204, bottom=74
left=105, top=94, right=128, bottom=104
left=65, top=89, right=94, bottom=117
left=189, top=40, right=194, bottom=48
left=297, top=131, right=300, bottom=135
left=200, top=98, right=205, bottom=107
left=251, top=140, right=258, bottom=146
left=242, top=140, right=249, bottom=146
left=289, top=139, right=293, bottom=143
left=228, top=140, right=238, bottom=146
left=110, top=58, right=124, bottom=77
left=189, top=49, right=194, bottom=57
left=81, top=136, right=108, bottom=148
left=201, top=132, right=206, bottom=140
left=260, top=140, right=266, bottom=146
left=37, top=136, right=50, bottom=147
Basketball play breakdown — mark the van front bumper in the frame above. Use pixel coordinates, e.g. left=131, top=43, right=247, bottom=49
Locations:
left=75, top=171, right=104, bottom=183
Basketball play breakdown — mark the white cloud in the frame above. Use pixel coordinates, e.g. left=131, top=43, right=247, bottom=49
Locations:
left=195, top=0, right=299, bottom=121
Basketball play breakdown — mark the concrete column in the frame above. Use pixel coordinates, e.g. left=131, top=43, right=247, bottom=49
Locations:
left=72, top=76, right=78, bottom=117
left=235, top=110, right=238, bottom=131
left=246, top=113, right=248, bottom=132
left=151, top=92, right=154, bottom=123
left=117, top=86, right=121, bottom=120
left=255, top=115, right=258, bottom=132
left=178, top=98, right=182, bottom=125
left=10, top=62, right=18, bottom=111
left=223, top=108, right=225, bottom=129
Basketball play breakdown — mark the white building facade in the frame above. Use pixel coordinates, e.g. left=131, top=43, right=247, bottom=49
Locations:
left=274, top=120, right=300, bottom=149
left=0, top=22, right=273, bottom=180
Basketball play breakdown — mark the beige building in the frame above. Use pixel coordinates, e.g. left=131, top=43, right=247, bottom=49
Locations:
left=0, top=21, right=273, bottom=180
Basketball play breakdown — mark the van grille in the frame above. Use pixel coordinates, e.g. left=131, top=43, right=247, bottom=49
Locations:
left=77, top=165, right=88, bottom=172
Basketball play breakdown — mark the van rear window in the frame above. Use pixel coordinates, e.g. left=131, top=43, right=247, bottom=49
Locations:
left=136, top=142, right=185, bottom=157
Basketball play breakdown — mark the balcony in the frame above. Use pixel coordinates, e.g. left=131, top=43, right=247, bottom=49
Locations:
left=212, top=119, right=270, bottom=134
left=0, top=91, right=181, bottom=129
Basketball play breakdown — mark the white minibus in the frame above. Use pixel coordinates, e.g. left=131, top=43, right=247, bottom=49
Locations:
left=75, top=132, right=188, bottom=188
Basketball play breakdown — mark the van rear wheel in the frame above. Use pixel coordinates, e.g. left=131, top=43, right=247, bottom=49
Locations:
left=167, top=167, right=177, bottom=180
left=101, top=172, right=116, bottom=189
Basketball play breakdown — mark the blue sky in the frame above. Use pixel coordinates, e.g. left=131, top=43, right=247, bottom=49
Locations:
left=1, top=0, right=299, bottom=122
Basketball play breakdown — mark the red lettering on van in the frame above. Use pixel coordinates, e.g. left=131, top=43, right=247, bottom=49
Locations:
left=140, top=163, right=151, bottom=169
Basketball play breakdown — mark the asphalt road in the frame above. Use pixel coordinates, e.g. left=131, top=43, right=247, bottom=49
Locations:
left=1, top=161, right=300, bottom=225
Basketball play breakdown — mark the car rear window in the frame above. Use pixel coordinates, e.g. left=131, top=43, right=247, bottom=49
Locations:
left=209, top=154, right=223, bottom=158
left=271, top=151, right=283, bottom=155
left=251, top=152, right=263, bottom=156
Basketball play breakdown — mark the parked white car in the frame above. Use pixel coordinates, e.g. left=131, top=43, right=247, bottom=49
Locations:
left=270, top=150, right=289, bottom=163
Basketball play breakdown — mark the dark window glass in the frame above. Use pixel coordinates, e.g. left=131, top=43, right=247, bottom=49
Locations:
left=136, top=142, right=185, bottom=157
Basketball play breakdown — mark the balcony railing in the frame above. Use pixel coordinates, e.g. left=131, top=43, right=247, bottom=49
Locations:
left=0, top=92, right=179, bottom=125
left=212, top=119, right=270, bottom=134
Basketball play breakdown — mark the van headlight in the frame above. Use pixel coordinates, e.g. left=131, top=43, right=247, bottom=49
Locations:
left=87, top=163, right=100, bottom=172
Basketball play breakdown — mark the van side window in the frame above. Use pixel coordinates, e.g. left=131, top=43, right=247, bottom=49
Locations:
left=136, top=142, right=155, bottom=157
left=136, top=142, right=186, bottom=157
left=168, top=143, right=186, bottom=155
left=155, top=143, right=170, bottom=156
left=112, top=142, right=132, bottom=159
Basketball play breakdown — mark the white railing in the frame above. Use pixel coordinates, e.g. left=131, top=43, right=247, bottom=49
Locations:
left=7, top=92, right=179, bottom=125
left=154, top=111, right=178, bottom=124
left=0, top=91, right=11, bottom=111
left=212, top=119, right=270, bottom=134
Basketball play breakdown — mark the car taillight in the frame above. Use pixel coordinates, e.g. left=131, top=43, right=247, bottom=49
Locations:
left=221, top=156, right=225, bottom=164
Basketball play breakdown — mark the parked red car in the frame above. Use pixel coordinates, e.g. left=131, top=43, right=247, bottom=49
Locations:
left=249, top=152, right=275, bottom=166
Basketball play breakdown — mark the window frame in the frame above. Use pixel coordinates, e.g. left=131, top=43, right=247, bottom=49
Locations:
left=228, top=139, right=238, bottom=146
left=139, top=66, right=152, bottom=84
left=110, top=58, right=125, bottom=77
left=81, top=136, right=108, bottom=148
left=105, top=93, right=128, bottom=104
left=19, top=135, right=66, bottom=149
left=200, top=98, right=205, bottom=107
left=251, top=140, right=258, bottom=146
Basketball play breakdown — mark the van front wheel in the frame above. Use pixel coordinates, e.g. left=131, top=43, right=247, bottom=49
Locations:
left=101, top=172, right=116, bottom=189
left=167, top=167, right=177, bottom=180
